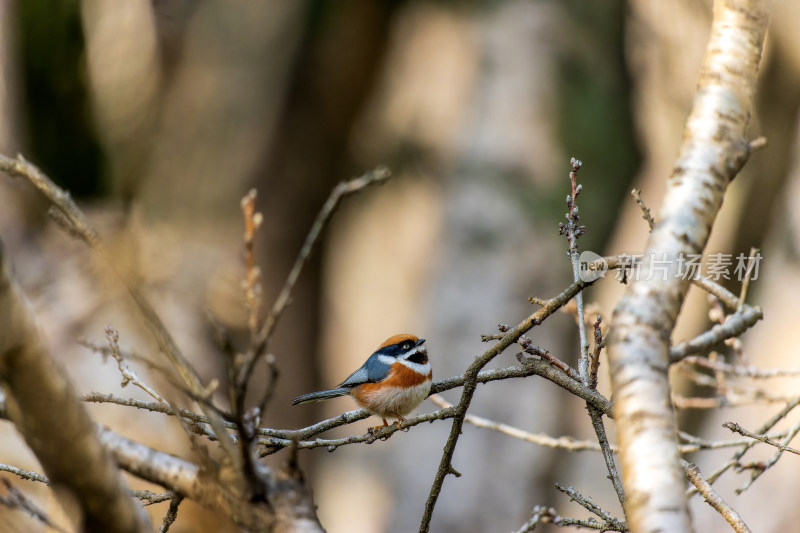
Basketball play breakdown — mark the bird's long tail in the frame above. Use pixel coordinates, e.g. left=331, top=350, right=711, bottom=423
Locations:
left=291, top=387, right=350, bottom=405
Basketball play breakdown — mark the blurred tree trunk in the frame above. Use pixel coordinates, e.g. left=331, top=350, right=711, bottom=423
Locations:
left=0, top=0, right=22, bottom=154
left=0, top=0, right=41, bottom=231
left=731, top=31, right=800, bottom=256
left=80, top=0, right=161, bottom=204
left=255, top=0, right=399, bottom=429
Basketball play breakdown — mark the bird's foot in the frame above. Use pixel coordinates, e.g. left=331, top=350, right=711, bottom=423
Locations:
left=396, top=416, right=409, bottom=431
left=368, top=418, right=390, bottom=435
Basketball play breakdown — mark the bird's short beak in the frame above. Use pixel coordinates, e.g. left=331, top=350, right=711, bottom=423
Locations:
left=416, top=338, right=428, bottom=356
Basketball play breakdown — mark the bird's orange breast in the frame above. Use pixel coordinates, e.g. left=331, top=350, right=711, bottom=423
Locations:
left=385, top=361, right=431, bottom=388
left=352, top=362, right=432, bottom=417
left=353, top=362, right=431, bottom=400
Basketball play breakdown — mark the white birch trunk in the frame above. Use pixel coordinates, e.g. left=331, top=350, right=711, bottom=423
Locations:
left=606, top=1, right=768, bottom=531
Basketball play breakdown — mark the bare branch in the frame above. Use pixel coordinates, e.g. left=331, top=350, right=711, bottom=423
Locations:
left=687, top=397, right=800, bottom=499
left=260, top=406, right=458, bottom=453
left=683, top=461, right=752, bottom=533
left=0, top=463, right=49, bottom=484
left=514, top=506, right=561, bottom=533
left=554, top=483, right=627, bottom=531
left=428, top=394, right=608, bottom=452
left=631, top=189, right=655, bottom=230
left=680, top=356, right=800, bottom=379
left=733, top=416, right=800, bottom=493
left=737, top=247, right=759, bottom=311
left=561, top=158, right=590, bottom=383
left=518, top=336, right=579, bottom=381
left=104, top=325, right=166, bottom=403
left=240, top=189, right=263, bottom=338
left=0, top=479, right=69, bottom=533
left=99, top=428, right=323, bottom=532
left=0, top=461, right=177, bottom=506
left=722, top=422, right=800, bottom=456
left=589, top=316, right=603, bottom=389
left=133, top=490, right=176, bottom=506
left=561, top=158, right=625, bottom=511
left=678, top=430, right=787, bottom=454
left=157, top=495, right=184, bottom=533
left=670, top=306, right=763, bottom=363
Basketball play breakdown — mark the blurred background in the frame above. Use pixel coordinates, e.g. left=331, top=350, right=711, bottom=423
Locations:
left=0, top=1, right=799, bottom=532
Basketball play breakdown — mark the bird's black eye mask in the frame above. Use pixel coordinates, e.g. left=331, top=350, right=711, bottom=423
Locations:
left=377, top=338, right=427, bottom=363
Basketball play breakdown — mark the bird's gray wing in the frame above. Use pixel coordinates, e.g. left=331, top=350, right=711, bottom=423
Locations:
left=338, top=353, right=392, bottom=388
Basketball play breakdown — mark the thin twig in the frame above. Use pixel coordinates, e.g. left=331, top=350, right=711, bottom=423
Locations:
left=559, top=516, right=625, bottom=531
left=518, top=336, right=579, bottom=380
left=669, top=306, right=763, bottom=363
left=723, top=422, right=800, bottom=456
left=673, top=391, right=800, bottom=409
left=631, top=189, right=655, bottom=230
left=0, top=479, right=69, bottom=533
left=133, top=490, right=176, bottom=506
left=737, top=247, right=759, bottom=312
left=428, top=395, right=608, bottom=452
left=691, top=276, right=742, bottom=310
left=158, top=495, right=184, bottom=533
left=678, top=430, right=786, bottom=453
left=235, top=188, right=279, bottom=438
left=259, top=406, right=459, bottom=453
left=585, top=316, right=626, bottom=507
left=514, top=506, right=561, bottom=533
left=561, top=158, right=625, bottom=511
left=105, top=325, right=166, bottom=403
left=683, top=461, right=752, bottom=533
left=734, top=416, right=800, bottom=493
left=0, top=463, right=49, bottom=484
left=681, top=356, right=800, bottom=379
left=79, top=338, right=177, bottom=387
left=232, top=191, right=269, bottom=502
left=589, top=316, right=603, bottom=389
left=240, top=189, right=263, bottom=338
left=0, top=463, right=175, bottom=505
left=587, top=408, right=625, bottom=504
left=554, top=483, right=627, bottom=531
left=562, top=158, right=590, bottom=382
left=688, top=396, right=800, bottom=497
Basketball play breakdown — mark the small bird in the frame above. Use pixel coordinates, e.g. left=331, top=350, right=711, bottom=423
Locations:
left=292, top=334, right=432, bottom=430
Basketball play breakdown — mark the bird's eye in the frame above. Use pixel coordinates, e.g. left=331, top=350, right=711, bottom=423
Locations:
left=402, top=342, right=412, bottom=350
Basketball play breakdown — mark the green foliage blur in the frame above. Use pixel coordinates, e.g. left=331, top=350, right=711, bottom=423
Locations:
left=17, top=1, right=104, bottom=197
